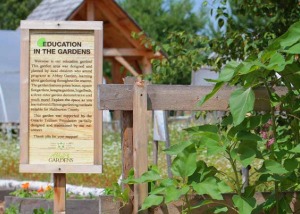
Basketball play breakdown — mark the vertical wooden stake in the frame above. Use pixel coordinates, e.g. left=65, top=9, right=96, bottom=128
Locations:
left=54, top=173, right=66, bottom=214
left=153, top=140, right=158, bottom=165
left=133, top=81, right=148, bottom=213
left=121, top=77, right=136, bottom=213
left=163, top=111, right=173, bottom=178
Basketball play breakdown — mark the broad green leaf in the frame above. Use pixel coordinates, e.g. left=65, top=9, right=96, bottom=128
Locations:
left=192, top=177, right=223, bottom=200
left=225, top=114, right=270, bottom=131
left=236, top=131, right=262, bottom=142
left=265, top=52, right=286, bottom=71
left=123, top=169, right=161, bottom=184
left=268, top=21, right=300, bottom=50
left=206, top=139, right=226, bottom=156
left=284, top=43, right=300, bottom=54
left=198, top=82, right=225, bottom=106
left=149, top=187, right=165, bottom=195
left=165, top=186, right=189, bottom=203
left=284, top=158, right=298, bottom=171
left=264, top=160, right=288, bottom=174
left=243, top=186, right=255, bottom=198
left=171, top=150, right=197, bottom=178
left=290, top=144, right=300, bottom=153
left=188, top=160, right=218, bottom=184
left=229, top=88, right=255, bottom=126
left=164, top=141, right=193, bottom=155
left=217, top=181, right=232, bottom=193
left=217, top=61, right=240, bottom=82
left=141, top=195, right=163, bottom=210
left=232, top=195, right=256, bottom=214
left=185, top=124, right=218, bottom=134
left=239, top=147, right=256, bottom=167
left=279, top=197, right=293, bottom=213
left=160, top=178, right=177, bottom=187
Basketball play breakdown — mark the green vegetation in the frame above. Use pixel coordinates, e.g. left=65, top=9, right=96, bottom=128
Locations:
left=124, top=17, right=300, bottom=214
left=0, top=0, right=42, bottom=30
left=117, top=0, right=205, bottom=43
left=4, top=204, right=53, bottom=214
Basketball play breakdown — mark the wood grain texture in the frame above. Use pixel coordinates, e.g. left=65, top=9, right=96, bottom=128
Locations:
left=94, top=1, right=140, bottom=48
left=115, top=56, right=139, bottom=77
left=99, top=85, right=287, bottom=111
left=21, top=21, right=103, bottom=30
left=133, top=81, right=148, bottom=214
left=20, top=28, right=30, bottom=164
left=94, top=29, right=103, bottom=166
left=103, top=48, right=161, bottom=58
left=86, top=0, right=95, bottom=21
left=19, top=164, right=102, bottom=173
left=121, top=77, right=135, bottom=209
left=54, top=173, right=66, bottom=214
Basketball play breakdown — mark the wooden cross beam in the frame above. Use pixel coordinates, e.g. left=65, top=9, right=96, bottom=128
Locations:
left=98, top=85, right=287, bottom=111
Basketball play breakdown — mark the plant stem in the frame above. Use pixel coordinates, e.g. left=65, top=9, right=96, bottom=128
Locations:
left=184, top=193, right=191, bottom=214
left=227, top=150, right=241, bottom=195
left=212, top=201, right=239, bottom=213
left=264, top=82, right=280, bottom=213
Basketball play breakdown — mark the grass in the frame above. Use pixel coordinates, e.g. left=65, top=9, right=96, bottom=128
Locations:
left=0, top=120, right=268, bottom=191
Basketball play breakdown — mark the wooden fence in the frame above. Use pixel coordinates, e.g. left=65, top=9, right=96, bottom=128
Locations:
left=98, top=77, right=286, bottom=213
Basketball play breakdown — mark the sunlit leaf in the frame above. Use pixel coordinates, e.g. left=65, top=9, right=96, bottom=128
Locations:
left=264, top=160, right=288, bottom=174
left=229, top=88, right=255, bottom=126
left=232, top=195, right=256, bottom=214
left=192, top=177, right=223, bottom=200
left=141, top=195, right=163, bottom=210
left=171, top=149, right=197, bottom=178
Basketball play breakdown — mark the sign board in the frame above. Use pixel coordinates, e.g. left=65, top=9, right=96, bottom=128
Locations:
left=19, top=21, right=103, bottom=173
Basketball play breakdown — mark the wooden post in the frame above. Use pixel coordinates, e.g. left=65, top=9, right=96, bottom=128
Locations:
left=54, top=173, right=66, bottom=214
left=163, top=111, right=173, bottom=178
left=121, top=77, right=135, bottom=213
left=133, top=80, right=148, bottom=213
left=152, top=140, right=158, bottom=166
left=86, top=0, right=95, bottom=21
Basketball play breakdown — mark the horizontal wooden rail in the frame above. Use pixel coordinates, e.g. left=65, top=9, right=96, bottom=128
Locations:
left=98, top=85, right=287, bottom=111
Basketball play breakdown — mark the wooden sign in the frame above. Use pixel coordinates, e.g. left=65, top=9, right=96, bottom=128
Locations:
left=20, top=21, right=103, bottom=173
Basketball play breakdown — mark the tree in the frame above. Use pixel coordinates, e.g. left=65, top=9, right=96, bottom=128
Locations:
left=117, top=0, right=205, bottom=42
left=0, top=0, right=42, bottom=30
left=207, top=0, right=300, bottom=68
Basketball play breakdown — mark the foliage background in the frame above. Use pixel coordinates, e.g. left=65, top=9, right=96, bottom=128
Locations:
left=0, top=0, right=42, bottom=30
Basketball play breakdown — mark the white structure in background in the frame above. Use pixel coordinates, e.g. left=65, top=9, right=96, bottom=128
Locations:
left=153, top=111, right=167, bottom=142
left=191, top=66, right=219, bottom=86
left=191, top=66, right=222, bottom=124
left=0, top=30, right=20, bottom=124
left=0, top=30, right=20, bottom=138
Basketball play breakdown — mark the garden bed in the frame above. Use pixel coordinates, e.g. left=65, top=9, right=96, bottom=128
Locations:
left=4, top=192, right=300, bottom=214
left=4, top=195, right=134, bottom=214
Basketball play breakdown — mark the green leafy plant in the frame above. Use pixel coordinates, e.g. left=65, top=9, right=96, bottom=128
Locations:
left=104, top=182, right=130, bottom=206
left=4, top=204, right=19, bottom=214
left=198, top=20, right=300, bottom=213
left=125, top=19, right=300, bottom=214
left=33, top=208, right=53, bottom=214
left=10, top=183, right=35, bottom=198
